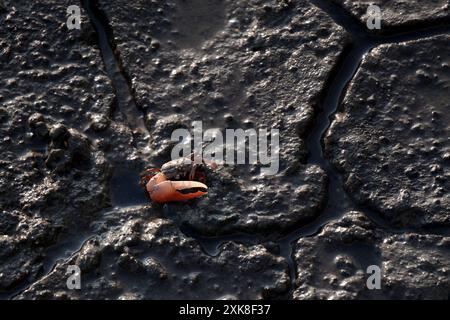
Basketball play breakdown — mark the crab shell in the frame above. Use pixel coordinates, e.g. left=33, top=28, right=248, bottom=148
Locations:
left=160, top=157, right=196, bottom=180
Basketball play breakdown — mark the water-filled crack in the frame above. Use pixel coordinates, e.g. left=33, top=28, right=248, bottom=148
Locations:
left=2, top=232, right=94, bottom=300
left=81, top=0, right=145, bottom=132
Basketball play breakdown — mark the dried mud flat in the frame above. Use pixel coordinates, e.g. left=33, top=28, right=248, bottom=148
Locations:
left=0, top=0, right=449, bottom=299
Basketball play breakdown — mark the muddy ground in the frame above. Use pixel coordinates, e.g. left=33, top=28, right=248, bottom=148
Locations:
left=0, top=0, right=449, bottom=299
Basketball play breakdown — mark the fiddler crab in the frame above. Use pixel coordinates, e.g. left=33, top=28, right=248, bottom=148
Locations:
left=140, top=154, right=218, bottom=203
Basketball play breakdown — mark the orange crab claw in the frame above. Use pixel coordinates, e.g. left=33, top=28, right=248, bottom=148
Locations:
left=140, top=168, right=162, bottom=189
left=148, top=180, right=208, bottom=203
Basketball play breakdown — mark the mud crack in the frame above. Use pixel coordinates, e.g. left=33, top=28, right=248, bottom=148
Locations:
left=81, top=0, right=146, bottom=132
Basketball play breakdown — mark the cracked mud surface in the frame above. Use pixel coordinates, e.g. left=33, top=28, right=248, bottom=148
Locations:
left=95, top=0, right=348, bottom=235
left=1, top=0, right=450, bottom=299
left=325, top=35, right=450, bottom=229
left=294, top=211, right=450, bottom=299
left=330, top=0, right=450, bottom=33
left=17, top=206, right=290, bottom=299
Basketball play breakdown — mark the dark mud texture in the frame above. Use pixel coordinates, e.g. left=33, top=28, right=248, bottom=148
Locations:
left=1, top=0, right=450, bottom=300
left=17, top=206, right=290, bottom=299
left=294, top=211, right=450, bottom=299
left=0, top=0, right=113, bottom=292
left=325, top=35, right=450, bottom=229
